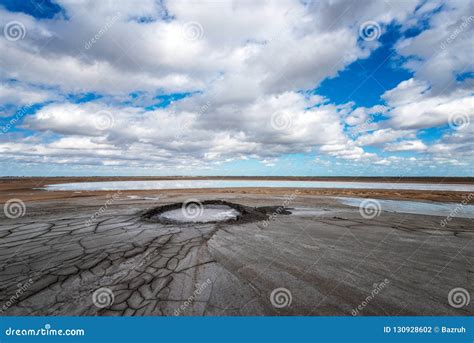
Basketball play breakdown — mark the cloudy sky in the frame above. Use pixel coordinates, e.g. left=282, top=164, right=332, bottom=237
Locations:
left=0, top=0, right=472, bottom=176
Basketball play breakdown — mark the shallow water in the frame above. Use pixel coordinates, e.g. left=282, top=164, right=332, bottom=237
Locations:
left=126, top=195, right=161, bottom=200
left=157, top=204, right=240, bottom=223
left=43, top=180, right=474, bottom=192
left=288, top=208, right=334, bottom=216
left=336, top=197, right=474, bottom=218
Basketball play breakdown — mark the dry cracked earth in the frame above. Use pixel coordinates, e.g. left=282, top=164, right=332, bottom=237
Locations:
left=0, top=193, right=473, bottom=316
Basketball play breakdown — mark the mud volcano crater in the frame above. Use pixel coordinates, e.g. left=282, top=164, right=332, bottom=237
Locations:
left=142, top=200, right=291, bottom=224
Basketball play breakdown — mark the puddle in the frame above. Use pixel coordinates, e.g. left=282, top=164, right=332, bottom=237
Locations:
left=142, top=200, right=287, bottom=225
left=335, top=197, right=474, bottom=218
left=288, top=208, right=335, bottom=216
left=126, top=195, right=161, bottom=200
left=157, top=204, right=240, bottom=223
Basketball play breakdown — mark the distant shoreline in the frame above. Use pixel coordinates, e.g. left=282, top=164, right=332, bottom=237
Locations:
left=1, top=175, right=473, bottom=184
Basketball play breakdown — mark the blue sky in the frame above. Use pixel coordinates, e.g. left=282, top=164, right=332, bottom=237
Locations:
left=0, top=0, right=472, bottom=176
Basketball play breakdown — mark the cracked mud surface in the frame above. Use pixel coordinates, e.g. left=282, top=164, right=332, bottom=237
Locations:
left=0, top=194, right=472, bottom=316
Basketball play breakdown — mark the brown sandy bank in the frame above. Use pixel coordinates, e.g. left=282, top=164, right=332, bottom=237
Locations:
left=0, top=177, right=473, bottom=203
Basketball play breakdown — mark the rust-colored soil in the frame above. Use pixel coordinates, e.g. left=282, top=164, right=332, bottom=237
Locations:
left=0, top=177, right=472, bottom=203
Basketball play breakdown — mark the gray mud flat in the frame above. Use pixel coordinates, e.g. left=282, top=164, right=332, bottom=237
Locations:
left=0, top=195, right=472, bottom=316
